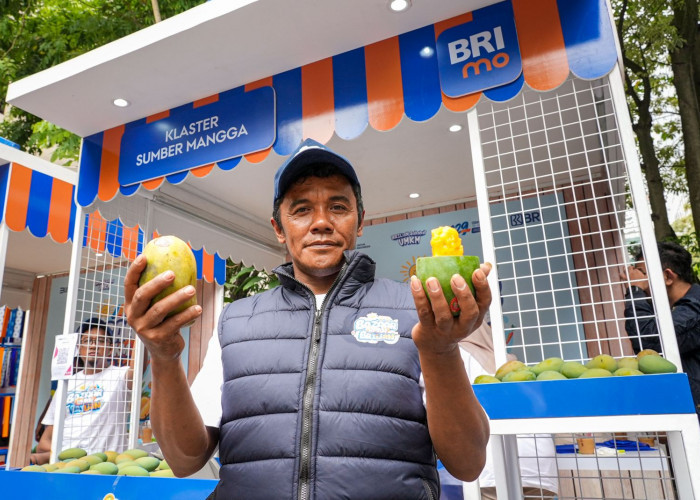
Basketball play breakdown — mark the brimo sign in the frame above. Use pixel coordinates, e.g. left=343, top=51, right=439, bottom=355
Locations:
left=436, top=1, right=522, bottom=97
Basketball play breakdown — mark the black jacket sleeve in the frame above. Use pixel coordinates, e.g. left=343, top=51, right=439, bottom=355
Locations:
left=623, top=287, right=661, bottom=353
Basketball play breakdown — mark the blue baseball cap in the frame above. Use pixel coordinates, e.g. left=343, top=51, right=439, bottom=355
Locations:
left=79, top=317, right=114, bottom=338
left=273, top=139, right=360, bottom=206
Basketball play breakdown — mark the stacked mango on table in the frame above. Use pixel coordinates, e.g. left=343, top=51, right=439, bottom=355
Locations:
left=474, top=349, right=678, bottom=384
left=21, top=447, right=174, bottom=477
left=415, top=226, right=481, bottom=316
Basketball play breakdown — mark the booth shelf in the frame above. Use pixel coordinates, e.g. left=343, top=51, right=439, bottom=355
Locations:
left=0, top=469, right=218, bottom=499
left=473, top=374, right=700, bottom=499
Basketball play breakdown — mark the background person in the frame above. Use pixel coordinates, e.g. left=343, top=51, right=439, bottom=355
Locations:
left=621, top=241, right=700, bottom=419
left=124, top=139, right=493, bottom=499
left=29, top=318, right=133, bottom=465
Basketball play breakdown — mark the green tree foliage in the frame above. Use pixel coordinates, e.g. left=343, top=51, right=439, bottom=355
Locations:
left=612, top=0, right=680, bottom=240
left=224, top=260, right=280, bottom=303
left=0, top=0, right=202, bottom=161
left=613, top=0, right=700, bottom=256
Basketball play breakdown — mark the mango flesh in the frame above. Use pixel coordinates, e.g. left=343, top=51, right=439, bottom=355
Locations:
left=495, top=360, right=527, bottom=380
left=561, top=361, right=588, bottom=379
left=502, top=369, right=536, bottom=382
left=139, top=235, right=198, bottom=317
left=531, top=357, right=564, bottom=376
left=536, top=370, right=567, bottom=381
left=578, top=368, right=613, bottom=378
left=638, top=355, right=677, bottom=374
left=473, top=374, right=501, bottom=384
left=586, top=354, right=618, bottom=372
left=415, top=255, right=480, bottom=316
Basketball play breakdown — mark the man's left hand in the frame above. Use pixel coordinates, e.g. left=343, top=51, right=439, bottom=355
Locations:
left=410, top=263, right=492, bottom=355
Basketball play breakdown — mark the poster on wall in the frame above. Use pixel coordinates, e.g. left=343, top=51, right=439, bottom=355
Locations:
left=357, top=194, right=584, bottom=360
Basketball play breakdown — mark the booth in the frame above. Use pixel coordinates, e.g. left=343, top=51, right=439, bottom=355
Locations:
left=3, top=0, right=699, bottom=498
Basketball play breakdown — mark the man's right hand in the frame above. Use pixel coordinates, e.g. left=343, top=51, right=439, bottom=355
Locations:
left=620, top=265, right=650, bottom=294
left=124, top=254, right=202, bottom=362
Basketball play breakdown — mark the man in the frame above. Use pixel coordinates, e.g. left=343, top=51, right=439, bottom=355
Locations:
left=622, top=241, right=700, bottom=419
left=125, top=139, right=492, bottom=499
left=29, top=318, right=133, bottom=464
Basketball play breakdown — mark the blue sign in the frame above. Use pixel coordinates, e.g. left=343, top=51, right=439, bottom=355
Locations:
left=436, top=1, right=522, bottom=97
left=118, top=86, right=275, bottom=186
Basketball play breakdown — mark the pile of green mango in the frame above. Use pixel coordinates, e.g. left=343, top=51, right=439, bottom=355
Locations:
left=21, top=447, right=174, bottom=477
left=474, top=349, right=677, bottom=384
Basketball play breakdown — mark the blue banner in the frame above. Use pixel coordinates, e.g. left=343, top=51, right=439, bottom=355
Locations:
left=118, top=87, right=275, bottom=186
left=436, top=1, right=522, bottom=97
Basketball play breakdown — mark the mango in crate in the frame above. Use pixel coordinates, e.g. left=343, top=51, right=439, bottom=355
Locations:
left=415, top=226, right=480, bottom=316
left=638, top=355, right=677, bottom=374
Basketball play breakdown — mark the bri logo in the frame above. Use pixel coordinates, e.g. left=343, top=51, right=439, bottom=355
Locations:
left=436, top=1, right=522, bottom=98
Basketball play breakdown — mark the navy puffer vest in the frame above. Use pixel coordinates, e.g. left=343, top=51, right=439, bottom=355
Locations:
left=215, top=251, right=439, bottom=499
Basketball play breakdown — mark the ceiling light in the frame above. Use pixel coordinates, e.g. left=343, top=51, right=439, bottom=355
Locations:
left=419, top=46, right=434, bottom=58
left=388, top=0, right=411, bottom=12
left=409, top=193, right=420, bottom=199
left=113, top=98, right=130, bottom=107
left=449, top=124, right=463, bottom=132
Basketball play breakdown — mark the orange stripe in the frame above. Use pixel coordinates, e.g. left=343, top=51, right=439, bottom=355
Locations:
left=245, top=76, right=273, bottom=91
left=442, top=92, right=481, bottom=112
left=5, top=164, right=32, bottom=232
left=202, top=250, right=214, bottom=283
left=193, top=94, right=219, bottom=108
left=190, top=163, right=215, bottom=177
left=434, top=12, right=473, bottom=38
left=365, top=37, right=404, bottom=131
left=86, top=212, right=107, bottom=252
left=2, top=396, right=10, bottom=437
left=98, top=125, right=125, bottom=202
left=244, top=147, right=271, bottom=163
left=46, top=179, right=74, bottom=243
left=121, top=224, right=141, bottom=261
left=513, top=0, right=568, bottom=90
left=142, top=177, right=164, bottom=191
left=301, top=58, right=335, bottom=143
left=152, top=230, right=160, bottom=239
left=434, top=13, right=482, bottom=111
left=146, top=110, right=170, bottom=123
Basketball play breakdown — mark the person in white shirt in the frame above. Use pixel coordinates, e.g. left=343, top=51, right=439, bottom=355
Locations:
left=29, top=318, right=133, bottom=464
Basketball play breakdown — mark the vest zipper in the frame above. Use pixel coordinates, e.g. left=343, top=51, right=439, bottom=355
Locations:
left=297, top=264, right=347, bottom=500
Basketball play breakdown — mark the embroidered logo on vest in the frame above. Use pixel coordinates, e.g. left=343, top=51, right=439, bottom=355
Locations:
left=352, top=313, right=400, bottom=344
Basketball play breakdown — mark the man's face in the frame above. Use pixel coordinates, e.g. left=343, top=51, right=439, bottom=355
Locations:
left=78, top=327, right=112, bottom=367
left=272, top=174, right=364, bottom=285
